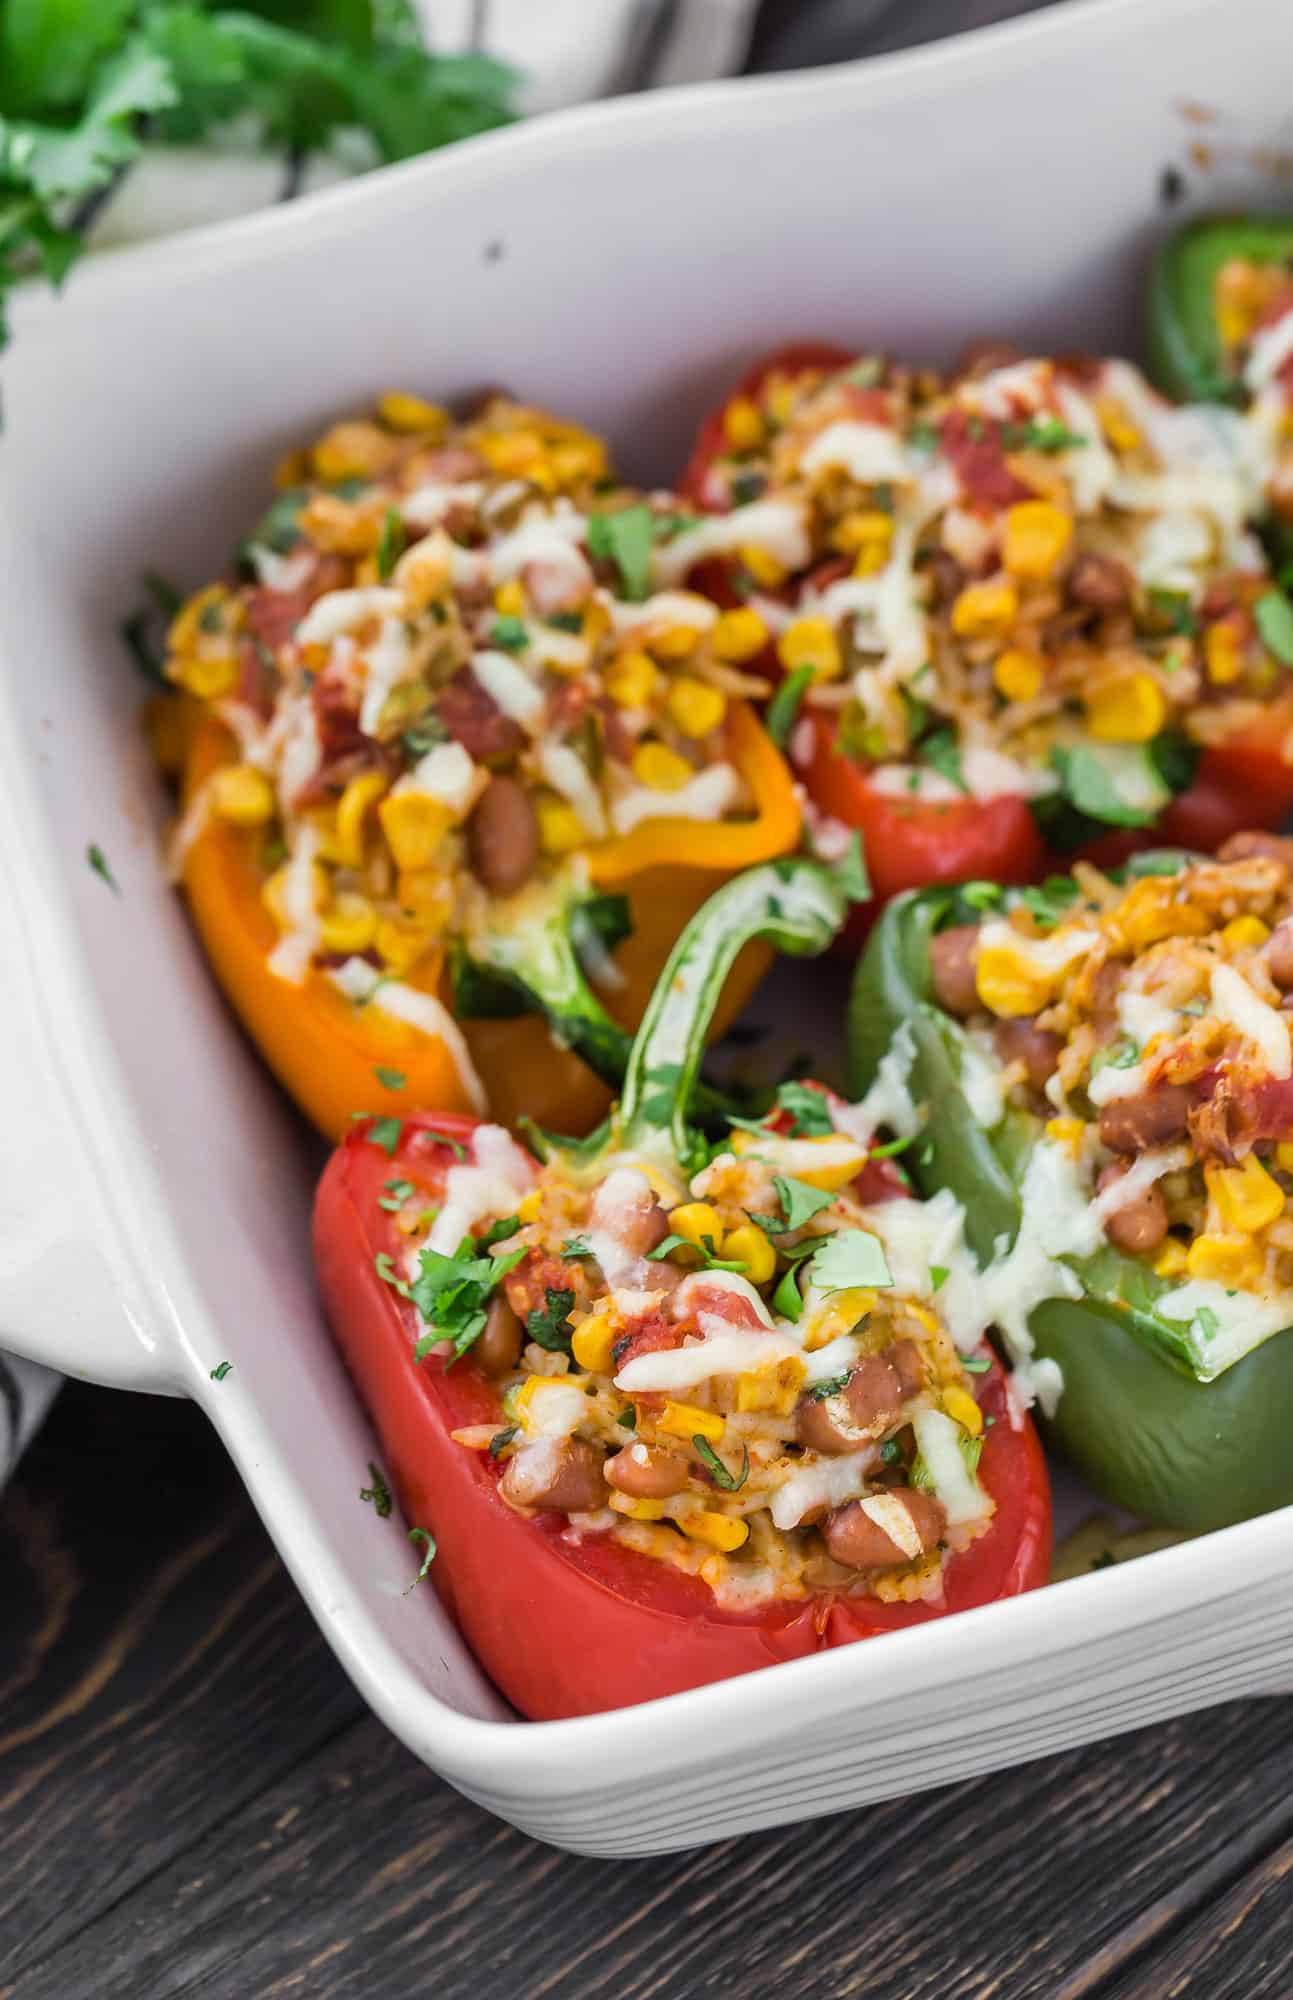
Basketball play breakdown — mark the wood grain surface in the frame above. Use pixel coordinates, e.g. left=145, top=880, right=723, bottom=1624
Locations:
left=1, top=1385, right=1290, bottom=2000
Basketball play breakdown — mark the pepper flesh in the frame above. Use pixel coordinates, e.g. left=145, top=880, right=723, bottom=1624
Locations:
left=845, top=876, right=1293, bottom=1531
left=1146, top=213, right=1293, bottom=405
left=180, top=699, right=799, bottom=1139
left=315, top=857, right=1050, bottom=1719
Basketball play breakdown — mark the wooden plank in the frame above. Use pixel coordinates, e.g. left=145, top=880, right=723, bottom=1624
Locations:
left=6, top=1384, right=1293, bottom=2000
left=1103, top=1834, right=1293, bottom=2000
left=0, top=1384, right=364, bottom=1983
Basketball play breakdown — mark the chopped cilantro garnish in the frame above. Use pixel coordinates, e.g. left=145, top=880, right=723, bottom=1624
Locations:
left=1002, top=415, right=1085, bottom=454
left=879, top=1437, right=903, bottom=1465
left=766, top=664, right=815, bottom=749
left=408, top=1237, right=524, bottom=1360
left=961, top=880, right=1003, bottom=911
left=376, top=506, right=405, bottom=580
left=868, top=1134, right=914, bottom=1160
left=490, top=614, right=529, bottom=653
left=561, top=1236, right=594, bottom=1259
left=774, top=1080, right=835, bottom=1138
left=209, top=1361, right=233, bottom=1382
left=615, top=1406, right=637, bottom=1430
left=405, top=1527, right=437, bottom=1591
left=1090, top=1038, right=1140, bottom=1077
left=402, top=715, right=449, bottom=758
left=1194, top=1305, right=1220, bottom=1342
left=730, top=471, right=766, bottom=504
left=907, top=421, right=939, bottom=451
left=1146, top=586, right=1198, bottom=637
left=1018, top=875, right=1082, bottom=930
left=488, top=1426, right=518, bottom=1460
left=378, top=1177, right=415, bottom=1213
left=421, top=1128, right=468, bottom=1160
left=586, top=504, right=656, bottom=601
left=366, top=1116, right=403, bottom=1157
left=374, top=1066, right=406, bottom=1091
left=87, top=843, right=119, bottom=893
left=960, top=1353, right=993, bottom=1373
left=772, top=1265, right=804, bottom=1321
left=477, top=1214, right=522, bottom=1249
left=526, top=1287, right=576, bottom=1351
left=692, top=1436, right=750, bottom=1491
left=375, top=1251, right=412, bottom=1297
left=761, top=1175, right=835, bottom=1234
left=808, top=1229, right=893, bottom=1294
left=647, top=1233, right=748, bottom=1275
left=916, top=728, right=967, bottom=793
left=1255, top=590, right=1293, bottom=666
left=359, top=1462, right=392, bottom=1515
left=547, top=610, right=584, bottom=632
left=929, top=1265, right=949, bottom=1291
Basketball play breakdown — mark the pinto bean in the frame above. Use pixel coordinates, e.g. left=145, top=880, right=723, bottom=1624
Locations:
left=589, top=1170, right=670, bottom=1258
left=1218, top=831, right=1293, bottom=871
left=467, top=776, right=540, bottom=895
left=473, top=1295, right=523, bottom=1377
left=1088, top=956, right=1128, bottom=1036
left=924, top=548, right=967, bottom=608
left=436, top=668, right=525, bottom=761
left=929, top=925, right=982, bottom=1017
left=1098, top=1083, right=1191, bottom=1155
left=993, top=1018, right=1063, bottom=1092
left=1097, top=1163, right=1169, bottom=1255
left=499, top=1438, right=607, bottom=1514
left=605, top=1442, right=688, bottom=1499
left=824, top=1489, right=947, bottom=1570
left=1067, top=551, right=1132, bottom=610
left=1266, top=920, right=1293, bottom=990
left=797, top=1341, right=922, bottom=1455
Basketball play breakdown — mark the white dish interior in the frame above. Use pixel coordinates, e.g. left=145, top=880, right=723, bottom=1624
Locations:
left=1, top=0, right=1291, bottom=1854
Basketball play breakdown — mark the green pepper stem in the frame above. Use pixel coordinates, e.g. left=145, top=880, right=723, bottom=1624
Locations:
left=618, top=858, right=847, bottom=1165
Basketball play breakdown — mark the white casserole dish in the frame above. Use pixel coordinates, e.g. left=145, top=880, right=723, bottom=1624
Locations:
left=2, top=0, right=1291, bottom=1856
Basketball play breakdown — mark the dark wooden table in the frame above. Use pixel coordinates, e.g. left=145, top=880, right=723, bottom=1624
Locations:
left=2, top=1385, right=1291, bottom=1999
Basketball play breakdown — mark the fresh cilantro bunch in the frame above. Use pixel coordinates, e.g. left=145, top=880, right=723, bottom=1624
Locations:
left=0, top=0, right=518, bottom=342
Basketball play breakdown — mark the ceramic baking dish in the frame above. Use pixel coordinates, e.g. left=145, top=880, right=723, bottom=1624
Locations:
left=2, top=0, right=1291, bottom=1857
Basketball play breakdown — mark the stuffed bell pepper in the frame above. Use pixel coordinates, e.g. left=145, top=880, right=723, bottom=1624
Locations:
left=847, top=831, right=1293, bottom=1531
left=679, top=340, right=1293, bottom=900
left=314, top=857, right=1051, bottom=1719
left=154, top=391, right=800, bottom=1138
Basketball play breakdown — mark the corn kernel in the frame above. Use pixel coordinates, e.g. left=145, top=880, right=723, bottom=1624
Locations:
left=379, top=791, right=455, bottom=870
left=679, top=1511, right=749, bottom=1553
left=1206, top=1154, right=1286, bottom=1233
left=1097, top=396, right=1141, bottom=453
left=312, top=419, right=397, bottom=483
left=832, top=510, right=894, bottom=562
left=516, top=1189, right=543, bottom=1224
left=610, top=1493, right=667, bottom=1521
left=723, top=396, right=765, bottom=452
left=477, top=428, right=548, bottom=481
left=274, top=449, right=310, bottom=491
left=211, top=764, right=276, bottom=827
left=951, top=579, right=1019, bottom=639
left=763, top=375, right=801, bottom=427
left=711, top=607, right=769, bottom=662
left=777, top=615, right=843, bottom=682
left=301, top=491, right=381, bottom=556
left=1185, top=1233, right=1263, bottom=1286
left=378, top=390, right=449, bottom=436
left=172, top=650, right=238, bottom=701
left=319, top=891, right=378, bottom=954
left=719, top=1223, right=776, bottom=1285
left=648, top=623, right=701, bottom=662
left=942, top=1385, right=984, bottom=1437
left=975, top=944, right=1053, bottom=1017
left=1002, top=501, right=1073, bottom=580
left=738, top=543, right=788, bottom=588
left=1108, top=877, right=1211, bottom=954
left=1153, top=1241, right=1189, bottom=1278
left=263, top=860, right=326, bottom=932
left=168, top=584, right=229, bottom=656
left=571, top=1311, right=618, bottom=1374
left=326, top=769, right=388, bottom=867
left=1204, top=621, right=1243, bottom=686
left=1085, top=672, right=1167, bottom=745
left=536, top=793, right=586, bottom=856
left=667, top=1202, right=725, bottom=1253
left=632, top=742, right=694, bottom=792
left=1222, top=915, right=1270, bottom=951
left=659, top=1401, right=725, bottom=1444
left=374, top=916, right=436, bottom=975
left=667, top=676, right=727, bottom=738
left=605, top=650, right=659, bottom=709
left=1045, top=1117, right=1086, bottom=1157
left=994, top=646, right=1045, bottom=702
left=735, top=1356, right=806, bottom=1413
left=1277, top=1142, right=1293, bottom=1175
left=802, top=1286, right=878, bottom=1351
left=494, top=578, right=526, bottom=618
left=549, top=435, right=608, bottom=487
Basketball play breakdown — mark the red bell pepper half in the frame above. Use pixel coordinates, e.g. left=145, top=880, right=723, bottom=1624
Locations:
left=314, top=859, right=1052, bottom=1720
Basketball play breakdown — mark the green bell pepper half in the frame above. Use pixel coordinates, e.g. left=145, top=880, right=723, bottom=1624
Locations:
left=1146, top=212, right=1293, bottom=406
left=845, top=879, right=1293, bottom=1531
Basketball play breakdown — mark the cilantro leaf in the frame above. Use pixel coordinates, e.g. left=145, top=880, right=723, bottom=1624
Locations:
left=366, top=1115, right=403, bottom=1156
left=490, top=614, right=529, bottom=653
left=772, top=1265, right=803, bottom=1321
left=916, top=728, right=967, bottom=793
left=693, top=1437, right=749, bottom=1491
left=378, top=1178, right=415, bottom=1213
left=374, top=1066, right=406, bottom=1091
left=805, top=1371, right=851, bottom=1401
left=960, top=1353, right=993, bottom=1373
left=647, top=1234, right=748, bottom=1274
left=1018, top=875, right=1081, bottom=930
left=405, top=1526, right=437, bottom=1591
left=774, top=1080, right=834, bottom=1138
left=409, top=1238, right=524, bottom=1361
left=1146, top=586, right=1198, bottom=638
left=359, top=1462, right=392, bottom=1516
left=420, top=1127, right=467, bottom=1160
left=765, top=664, right=815, bottom=749
left=561, top=1236, right=594, bottom=1259
left=1001, top=415, right=1085, bottom=454
left=209, top=1360, right=232, bottom=1381
left=376, top=506, right=405, bottom=580
left=86, top=842, right=119, bottom=893
left=807, top=1229, right=893, bottom=1294
left=526, top=1286, right=576, bottom=1351
left=767, top=1175, right=835, bottom=1233
left=586, top=504, right=655, bottom=601
left=1194, top=1304, right=1220, bottom=1341
left=929, top=1265, right=949, bottom=1291
left=488, top=1425, right=518, bottom=1459
left=1256, top=591, right=1293, bottom=666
